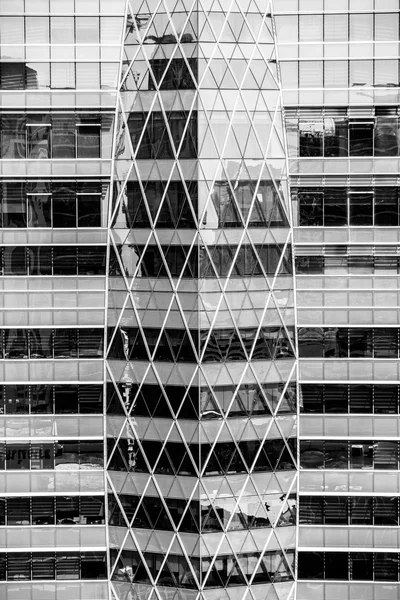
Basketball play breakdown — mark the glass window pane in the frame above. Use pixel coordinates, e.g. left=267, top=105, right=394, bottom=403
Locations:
left=374, top=60, right=399, bottom=87
left=27, top=115, right=51, bottom=159
left=324, top=118, right=348, bottom=155
left=51, top=63, right=75, bottom=89
left=1, top=115, right=26, bottom=159
left=76, top=63, right=100, bottom=89
left=77, top=124, right=100, bottom=158
left=324, top=189, right=347, bottom=226
left=51, top=16, right=74, bottom=44
left=0, top=63, right=25, bottom=90
left=3, top=182, right=26, bottom=227
left=375, top=187, right=399, bottom=226
left=350, top=61, right=373, bottom=86
left=26, top=17, right=49, bottom=44
left=52, top=115, right=75, bottom=159
left=375, top=117, right=398, bottom=156
left=52, top=183, right=76, bottom=227
left=324, top=62, right=348, bottom=89
left=375, top=13, right=399, bottom=41
left=299, top=15, right=323, bottom=42
left=349, top=192, right=373, bottom=225
left=280, top=62, right=298, bottom=89
left=100, top=17, right=123, bottom=44
left=350, top=14, right=373, bottom=41
left=76, top=17, right=99, bottom=43
left=0, top=17, right=24, bottom=45
left=32, top=553, right=55, bottom=579
left=299, top=61, right=323, bottom=88
left=349, top=122, right=374, bottom=156
left=299, top=121, right=323, bottom=156
left=26, top=63, right=50, bottom=89
left=324, top=15, right=348, bottom=42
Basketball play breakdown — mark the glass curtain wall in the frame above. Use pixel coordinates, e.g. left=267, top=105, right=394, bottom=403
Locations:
left=107, top=1, right=297, bottom=600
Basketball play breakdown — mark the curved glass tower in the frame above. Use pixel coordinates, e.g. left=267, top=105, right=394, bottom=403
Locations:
left=106, top=2, right=297, bottom=599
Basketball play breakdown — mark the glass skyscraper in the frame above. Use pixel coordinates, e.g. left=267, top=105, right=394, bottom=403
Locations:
left=2, top=0, right=399, bottom=599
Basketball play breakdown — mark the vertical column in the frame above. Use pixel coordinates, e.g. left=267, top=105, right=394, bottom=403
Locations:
left=107, top=2, right=297, bottom=599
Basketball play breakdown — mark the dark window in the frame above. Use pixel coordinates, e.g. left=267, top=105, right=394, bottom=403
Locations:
left=324, top=497, right=348, bottom=524
left=298, top=190, right=323, bottom=226
left=325, top=552, right=349, bottom=579
left=52, top=183, right=76, bottom=228
left=0, top=63, right=26, bottom=90
left=56, top=553, right=80, bottom=579
left=349, top=122, right=374, bottom=156
left=8, top=553, right=31, bottom=580
left=299, top=121, right=323, bottom=157
left=32, top=553, right=56, bottom=580
left=375, top=187, right=398, bottom=226
left=76, top=119, right=101, bottom=159
left=7, top=497, right=30, bottom=524
left=351, top=552, right=373, bottom=580
left=349, top=192, right=373, bottom=226
left=149, top=58, right=197, bottom=90
left=32, top=497, right=55, bottom=525
left=324, top=188, right=347, bottom=226
left=324, top=118, right=348, bottom=157
left=53, top=246, right=77, bottom=275
left=298, top=552, right=323, bottom=579
left=128, top=112, right=197, bottom=159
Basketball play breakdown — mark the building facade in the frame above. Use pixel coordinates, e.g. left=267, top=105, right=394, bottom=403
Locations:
left=107, top=1, right=297, bottom=600
left=0, top=1, right=126, bottom=598
left=275, top=1, right=400, bottom=599
left=0, top=1, right=298, bottom=600
left=4, top=1, right=398, bottom=599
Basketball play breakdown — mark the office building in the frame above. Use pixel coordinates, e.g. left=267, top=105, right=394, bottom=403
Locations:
left=275, top=1, right=400, bottom=599
left=0, top=1, right=298, bottom=600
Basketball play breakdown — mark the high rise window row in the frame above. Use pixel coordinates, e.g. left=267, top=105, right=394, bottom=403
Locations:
left=119, top=180, right=288, bottom=230
left=295, top=187, right=400, bottom=227
left=282, top=60, right=400, bottom=89
left=296, top=254, right=400, bottom=274
left=0, top=113, right=111, bottom=160
left=0, top=384, right=103, bottom=414
left=0, top=61, right=119, bottom=91
left=300, top=439, right=400, bottom=470
left=276, top=13, right=399, bottom=44
left=128, top=112, right=197, bottom=159
left=109, top=326, right=295, bottom=363
left=0, top=551, right=106, bottom=581
left=0, top=15, right=122, bottom=46
left=298, top=327, right=400, bottom=358
left=110, top=245, right=292, bottom=279
left=301, top=383, right=400, bottom=414
left=300, top=495, right=400, bottom=526
left=109, top=438, right=296, bottom=476
left=0, top=246, right=106, bottom=276
left=0, top=440, right=103, bottom=470
left=295, top=117, right=400, bottom=158
left=0, top=328, right=103, bottom=359
left=112, top=549, right=294, bottom=587
left=298, top=551, right=400, bottom=582
left=0, top=181, right=104, bottom=228
left=109, top=493, right=296, bottom=532
left=107, top=382, right=297, bottom=419
left=0, top=495, right=105, bottom=525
